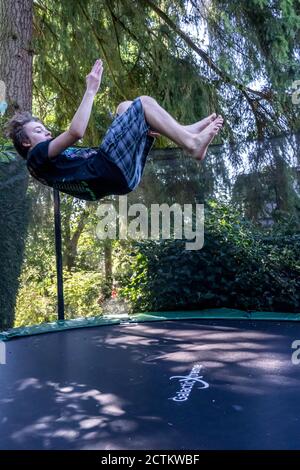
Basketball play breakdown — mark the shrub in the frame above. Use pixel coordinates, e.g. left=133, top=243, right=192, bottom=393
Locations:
left=116, top=201, right=300, bottom=313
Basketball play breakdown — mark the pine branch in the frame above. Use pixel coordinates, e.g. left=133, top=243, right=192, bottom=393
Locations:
left=104, top=1, right=156, bottom=65
left=143, top=0, right=271, bottom=101
left=190, top=0, right=253, bottom=61
left=33, top=0, right=57, bottom=17
left=77, top=0, right=128, bottom=100
left=45, top=65, right=77, bottom=106
left=105, top=1, right=125, bottom=68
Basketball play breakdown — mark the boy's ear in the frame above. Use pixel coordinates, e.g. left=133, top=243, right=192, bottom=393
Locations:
left=22, top=139, right=31, bottom=148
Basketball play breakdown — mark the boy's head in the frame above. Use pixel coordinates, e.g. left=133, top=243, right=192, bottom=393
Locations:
left=4, top=111, right=52, bottom=159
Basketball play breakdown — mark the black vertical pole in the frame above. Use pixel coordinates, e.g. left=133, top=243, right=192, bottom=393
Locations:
left=53, top=189, right=65, bottom=321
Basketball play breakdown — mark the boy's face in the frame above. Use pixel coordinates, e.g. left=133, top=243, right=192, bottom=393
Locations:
left=22, top=121, right=52, bottom=151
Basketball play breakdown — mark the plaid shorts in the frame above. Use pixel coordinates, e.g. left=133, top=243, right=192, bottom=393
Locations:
left=99, top=97, right=155, bottom=191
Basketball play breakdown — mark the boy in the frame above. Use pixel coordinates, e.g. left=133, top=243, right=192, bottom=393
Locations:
left=5, top=59, right=223, bottom=201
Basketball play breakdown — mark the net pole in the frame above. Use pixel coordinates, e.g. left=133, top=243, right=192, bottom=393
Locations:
left=53, top=189, right=65, bottom=321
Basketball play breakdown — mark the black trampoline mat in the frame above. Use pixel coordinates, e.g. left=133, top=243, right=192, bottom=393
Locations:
left=1, top=319, right=300, bottom=450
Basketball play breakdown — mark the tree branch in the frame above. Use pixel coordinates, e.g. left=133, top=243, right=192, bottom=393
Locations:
left=143, top=0, right=271, bottom=101
left=105, top=1, right=156, bottom=69
left=77, top=1, right=127, bottom=100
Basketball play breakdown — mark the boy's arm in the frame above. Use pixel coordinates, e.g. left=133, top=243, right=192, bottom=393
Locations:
left=48, top=59, right=103, bottom=159
left=48, top=90, right=95, bottom=159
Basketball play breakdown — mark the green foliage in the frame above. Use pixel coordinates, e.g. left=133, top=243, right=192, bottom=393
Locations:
left=63, top=270, right=103, bottom=318
left=117, top=200, right=300, bottom=313
left=15, top=267, right=103, bottom=327
left=114, top=245, right=150, bottom=311
left=15, top=267, right=58, bottom=327
left=208, top=0, right=300, bottom=136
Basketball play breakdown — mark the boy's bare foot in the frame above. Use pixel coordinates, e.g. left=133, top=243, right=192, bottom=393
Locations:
left=189, top=116, right=223, bottom=160
left=146, top=113, right=218, bottom=139
left=184, top=113, right=217, bottom=134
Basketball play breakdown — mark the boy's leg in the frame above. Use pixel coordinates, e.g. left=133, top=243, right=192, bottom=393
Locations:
left=115, top=101, right=133, bottom=115
left=139, top=95, right=223, bottom=160
left=116, top=101, right=217, bottom=135
left=116, top=100, right=160, bottom=137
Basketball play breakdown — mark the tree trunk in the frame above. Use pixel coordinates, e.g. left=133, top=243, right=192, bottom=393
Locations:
left=104, top=240, right=113, bottom=298
left=0, top=0, right=33, bottom=329
left=63, top=209, right=89, bottom=271
left=0, top=0, right=33, bottom=113
left=273, top=155, right=290, bottom=214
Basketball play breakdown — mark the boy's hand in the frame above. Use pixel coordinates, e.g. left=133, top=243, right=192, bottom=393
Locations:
left=86, top=59, right=103, bottom=95
left=148, top=129, right=161, bottom=138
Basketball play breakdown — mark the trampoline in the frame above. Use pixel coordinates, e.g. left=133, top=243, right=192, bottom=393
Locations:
left=1, top=312, right=300, bottom=450
left=1, top=141, right=300, bottom=451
